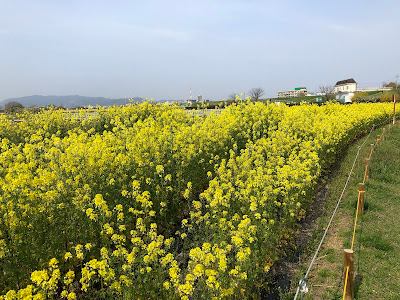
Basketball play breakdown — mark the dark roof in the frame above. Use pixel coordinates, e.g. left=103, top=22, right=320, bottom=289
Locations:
left=335, top=78, right=357, bottom=86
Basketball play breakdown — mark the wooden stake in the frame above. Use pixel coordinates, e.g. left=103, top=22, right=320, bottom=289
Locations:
left=370, top=144, right=374, bottom=159
left=344, top=249, right=354, bottom=300
left=382, top=128, right=385, bottom=141
left=364, top=158, right=369, bottom=181
left=388, top=124, right=391, bottom=135
left=358, top=183, right=365, bottom=214
left=394, top=94, right=396, bottom=125
left=377, top=135, right=381, bottom=145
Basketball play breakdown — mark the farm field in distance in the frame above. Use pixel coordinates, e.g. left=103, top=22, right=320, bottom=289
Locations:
left=0, top=101, right=398, bottom=299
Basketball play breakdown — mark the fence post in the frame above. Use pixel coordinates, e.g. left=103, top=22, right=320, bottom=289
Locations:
left=344, top=249, right=354, bottom=300
left=364, top=158, right=370, bottom=181
left=377, top=135, right=381, bottom=145
left=394, top=94, right=396, bottom=125
left=370, top=144, right=374, bottom=159
left=382, top=128, right=385, bottom=141
left=358, top=183, right=365, bottom=214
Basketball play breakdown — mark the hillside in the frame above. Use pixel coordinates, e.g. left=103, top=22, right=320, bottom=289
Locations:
left=0, top=95, right=144, bottom=108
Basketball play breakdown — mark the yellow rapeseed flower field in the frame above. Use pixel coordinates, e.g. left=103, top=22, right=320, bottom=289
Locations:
left=0, top=101, right=397, bottom=299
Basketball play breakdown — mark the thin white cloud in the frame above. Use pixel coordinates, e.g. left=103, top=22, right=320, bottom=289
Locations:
left=144, top=27, right=191, bottom=42
left=328, top=24, right=368, bottom=35
left=84, top=20, right=193, bottom=43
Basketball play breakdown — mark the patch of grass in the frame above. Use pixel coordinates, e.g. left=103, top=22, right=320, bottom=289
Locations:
left=343, top=240, right=351, bottom=250
left=361, top=232, right=393, bottom=251
left=374, top=251, right=386, bottom=260
left=318, top=268, right=335, bottom=278
left=338, top=229, right=351, bottom=238
left=321, top=248, right=334, bottom=256
left=362, top=200, right=382, bottom=212
left=326, top=253, right=336, bottom=263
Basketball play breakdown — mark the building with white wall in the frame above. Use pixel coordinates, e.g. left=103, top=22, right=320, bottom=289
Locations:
left=277, top=87, right=309, bottom=98
left=334, top=78, right=357, bottom=103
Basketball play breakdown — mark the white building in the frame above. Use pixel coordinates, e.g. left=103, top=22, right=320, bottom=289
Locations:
left=277, top=87, right=309, bottom=98
left=334, top=78, right=357, bottom=103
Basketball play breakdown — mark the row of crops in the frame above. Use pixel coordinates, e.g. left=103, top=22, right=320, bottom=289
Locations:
left=0, top=102, right=397, bottom=299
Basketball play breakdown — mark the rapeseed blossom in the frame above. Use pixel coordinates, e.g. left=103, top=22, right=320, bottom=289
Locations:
left=0, top=102, right=397, bottom=299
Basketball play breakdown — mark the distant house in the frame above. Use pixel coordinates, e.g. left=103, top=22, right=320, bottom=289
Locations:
left=277, top=87, right=309, bottom=98
left=334, top=78, right=357, bottom=103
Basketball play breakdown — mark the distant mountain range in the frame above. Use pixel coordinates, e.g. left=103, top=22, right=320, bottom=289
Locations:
left=0, top=95, right=146, bottom=109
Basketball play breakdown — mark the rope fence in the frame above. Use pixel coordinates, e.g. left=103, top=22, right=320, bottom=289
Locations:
left=341, top=119, right=395, bottom=299
left=294, top=113, right=394, bottom=300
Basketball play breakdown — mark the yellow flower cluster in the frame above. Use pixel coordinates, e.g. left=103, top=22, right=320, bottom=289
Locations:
left=0, top=101, right=397, bottom=299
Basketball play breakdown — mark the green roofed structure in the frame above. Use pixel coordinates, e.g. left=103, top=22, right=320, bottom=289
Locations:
left=278, top=87, right=308, bottom=98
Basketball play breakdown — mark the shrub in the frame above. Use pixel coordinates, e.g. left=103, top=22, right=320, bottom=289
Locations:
left=351, top=92, right=369, bottom=102
left=4, top=101, right=24, bottom=114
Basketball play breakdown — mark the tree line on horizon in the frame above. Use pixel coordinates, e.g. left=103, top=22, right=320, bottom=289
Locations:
left=0, top=102, right=83, bottom=115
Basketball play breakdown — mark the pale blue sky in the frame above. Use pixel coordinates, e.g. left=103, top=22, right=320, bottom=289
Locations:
left=1, top=0, right=399, bottom=101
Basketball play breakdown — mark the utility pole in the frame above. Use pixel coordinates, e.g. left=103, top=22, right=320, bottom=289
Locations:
left=395, top=74, right=399, bottom=88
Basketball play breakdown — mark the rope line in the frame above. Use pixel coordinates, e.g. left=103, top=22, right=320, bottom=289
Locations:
left=340, top=117, right=393, bottom=299
left=342, top=120, right=391, bottom=299
left=351, top=191, right=362, bottom=250
left=359, top=125, right=375, bottom=149
left=368, top=147, right=373, bottom=160
left=342, top=266, right=350, bottom=300
left=293, top=115, right=392, bottom=300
